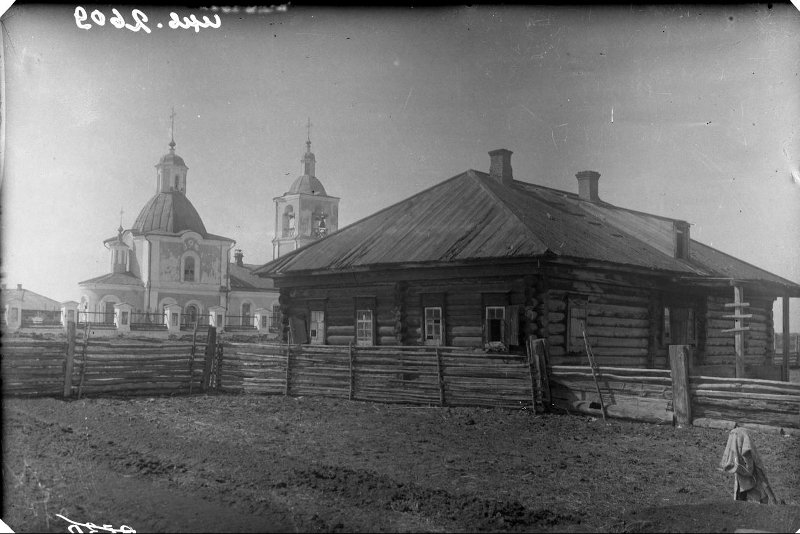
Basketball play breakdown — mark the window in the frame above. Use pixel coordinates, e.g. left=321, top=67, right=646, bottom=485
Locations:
left=216, top=313, right=223, bottom=327
left=310, top=310, right=325, bottom=345
left=485, top=306, right=506, bottom=344
left=104, top=302, right=116, bottom=325
left=241, top=303, right=251, bottom=327
left=120, top=311, right=129, bottom=325
left=261, top=314, right=268, bottom=328
left=424, top=307, right=443, bottom=346
left=183, top=256, right=195, bottom=282
left=185, top=305, right=198, bottom=327
left=270, top=304, right=281, bottom=333
left=567, top=297, right=588, bottom=353
left=283, top=206, right=296, bottom=237
left=356, top=309, right=373, bottom=346
left=174, top=175, right=180, bottom=190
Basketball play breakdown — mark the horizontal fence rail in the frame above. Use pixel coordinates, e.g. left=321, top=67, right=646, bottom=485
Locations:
left=220, top=343, right=533, bottom=408
left=1, top=338, right=69, bottom=396
left=548, top=365, right=675, bottom=425
left=2, top=333, right=799, bottom=429
left=72, top=339, right=208, bottom=397
left=689, top=375, right=800, bottom=429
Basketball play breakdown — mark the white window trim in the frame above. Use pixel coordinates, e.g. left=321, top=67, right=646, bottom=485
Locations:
left=310, top=310, right=325, bottom=345
left=356, top=309, right=373, bottom=347
left=424, top=306, right=444, bottom=346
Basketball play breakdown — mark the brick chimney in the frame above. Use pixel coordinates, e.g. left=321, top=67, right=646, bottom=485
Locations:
left=234, top=249, right=244, bottom=267
left=488, top=149, right=513, bottom=186
left=576, top=171, right=601, bottom=202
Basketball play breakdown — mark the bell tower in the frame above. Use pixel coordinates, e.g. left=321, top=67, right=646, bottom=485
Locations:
left=155, top=107, right=189, bottom=194
left=272, top=119, right=340, bottom=259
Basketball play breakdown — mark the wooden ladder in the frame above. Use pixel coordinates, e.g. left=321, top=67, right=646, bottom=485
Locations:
left=581, top=323, right=607, bottom=422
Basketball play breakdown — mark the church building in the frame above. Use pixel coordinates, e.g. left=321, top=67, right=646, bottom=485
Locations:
left=77, top=118, right=337, bottom=335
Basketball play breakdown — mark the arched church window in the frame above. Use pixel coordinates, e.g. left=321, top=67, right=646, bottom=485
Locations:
left=241, top=302, right=251, bottom=327
left=174, top=175, right=180, bottom=190
left=183, top=256, right=195, bottom=282
left=282, top=206, right=296, bottom=237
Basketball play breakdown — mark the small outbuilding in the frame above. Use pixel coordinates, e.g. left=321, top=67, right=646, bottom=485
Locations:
left=254, top=149, right=800, bottom=373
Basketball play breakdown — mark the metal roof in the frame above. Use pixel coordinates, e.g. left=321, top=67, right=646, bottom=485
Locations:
left=255, top=170, right=800, bottom=292
left=78, top=272, right=145, bottom=287
left=288, top=175, right=327, bottom=196
left=132, top=192, right=209, bottom=237
left=229, top=263, right=275, bottom=291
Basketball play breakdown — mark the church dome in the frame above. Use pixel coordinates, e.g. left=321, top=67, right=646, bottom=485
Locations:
left=158, top=150, right=186, bottom=167
left=132, top=191, right=208, bottom=236
left=288, top=174, right=327, bottom=195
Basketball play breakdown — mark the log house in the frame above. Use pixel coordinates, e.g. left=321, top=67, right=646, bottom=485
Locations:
left=255, top=150, right=800, bottom=370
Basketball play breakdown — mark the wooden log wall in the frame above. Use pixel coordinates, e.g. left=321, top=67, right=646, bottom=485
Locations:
left=286, top=284, right=399, bottom=346
left=72, top=339, right=206, bottom=396
left=403, top=278, right=526, bottom=348
left=704, top=296, right=775, bottom=366
left=1, top=337, right=69, bottom=396
left=548, top=365, right=675, bottom=424
left=543, top=268, right=655, bottom=368
left=690, top=376, right=800, bottom=429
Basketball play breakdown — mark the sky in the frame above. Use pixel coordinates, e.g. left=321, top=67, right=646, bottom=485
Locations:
left=1, top=3, right=799, bottom=329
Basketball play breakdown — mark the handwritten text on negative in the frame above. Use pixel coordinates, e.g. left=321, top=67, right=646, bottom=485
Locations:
left=74, top=8, right=221, bottom=33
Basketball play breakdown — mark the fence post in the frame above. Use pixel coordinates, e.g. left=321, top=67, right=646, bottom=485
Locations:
left=202, top=327, right=217, bottom=392
left=188, top=323, right=198, bottom=394
left=284, top=343, right=291, bottom=396
left=529, top=338, right=551, bottom=413
left=435, top=347, right=445, bottom=407
left=77, top=322, right=90, bottom=400
left=63, top=321, right=76, bottom=398
left=669, top=345, right=692, bottom=427
left=215, top=340, right=223, bottom=390
left=348, top=342, right=355, bottom=401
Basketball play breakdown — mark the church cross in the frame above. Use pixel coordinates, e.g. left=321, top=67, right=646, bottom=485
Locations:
left=169, top=107, right=177, bottom=148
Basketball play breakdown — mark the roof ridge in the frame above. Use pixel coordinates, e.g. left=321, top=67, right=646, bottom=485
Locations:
left=512, top=179, right=689, bottom=224
left=469, top=172, right=552, bottom=254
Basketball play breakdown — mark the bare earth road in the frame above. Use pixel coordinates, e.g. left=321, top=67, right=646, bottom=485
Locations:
left=3, top=394, right=799, bottom=533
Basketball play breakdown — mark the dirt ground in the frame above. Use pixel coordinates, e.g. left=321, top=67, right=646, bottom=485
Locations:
left=2, top=393, right=799, bottom=533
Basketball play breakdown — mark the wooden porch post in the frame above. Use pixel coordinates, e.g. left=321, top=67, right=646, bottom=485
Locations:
left=782, top=295, right=790, bottom=382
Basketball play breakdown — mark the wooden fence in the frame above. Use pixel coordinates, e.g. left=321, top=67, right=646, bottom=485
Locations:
left=1, top=322, right=210, bottom=398
left=548, top=366, right=675, bottom=424
left=221, top=343, right=533, bottom=408
left=1, top=338, right=70, bottom=397
left=2, top=329, right=799, bottom=430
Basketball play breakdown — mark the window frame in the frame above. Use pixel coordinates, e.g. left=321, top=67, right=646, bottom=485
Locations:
left=309, top=310, right=326, bottom=345
left=485, top=305, right=506, bottom=345
left=424, top=306, right=444, bottom=346
left=355, top=309, right=374, bottom=346
left=181, top=253, right=199, bottom=283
